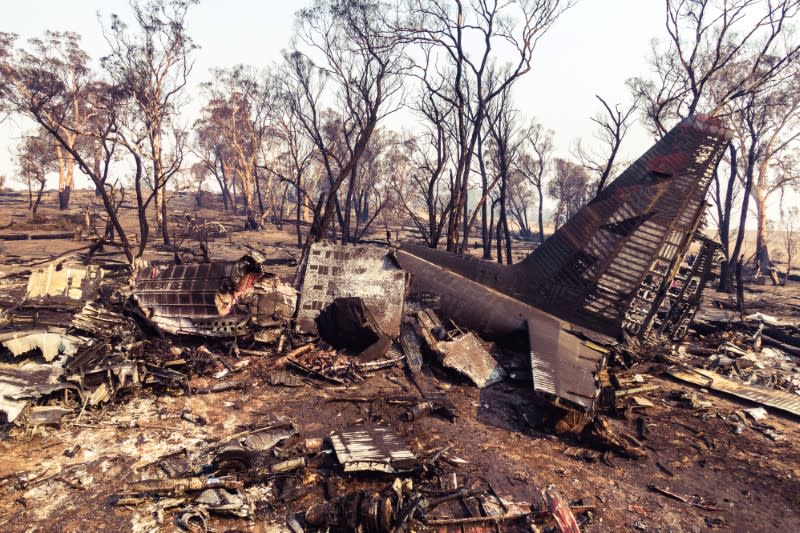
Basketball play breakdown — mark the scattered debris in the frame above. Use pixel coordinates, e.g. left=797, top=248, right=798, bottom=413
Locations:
left=1, top=115, right=796, bottom=531
left=668, top=367, right=800, bottom=417
left=543, top=485, right=581, bottom=533
left=414, top=309, right=505, bottom=387
left=0, top=359, right=71, bottom=422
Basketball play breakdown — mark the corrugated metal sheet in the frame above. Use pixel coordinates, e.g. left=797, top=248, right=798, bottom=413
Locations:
left=529, top=322, right=608, bottom=411
left=329, top=424, right=416, bottom=473
left=668, top=367, right=800, bottom=417
left=133, top=262, right=249, bottom=336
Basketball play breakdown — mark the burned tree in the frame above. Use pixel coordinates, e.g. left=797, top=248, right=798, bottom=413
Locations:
left=279, top=0, right=407, bottom=270
left=405, top=0, right=574, bottom=253
left=194, top=107, right=236, bottom=213
left=575, top=94, right=638, bottom=196
left=401, top=88, right=453, bottom=248
left=266, top=101, right=319, bottom=248
left=0, top=32, right=93, bottom=210
left=15, top=132, right=55, bottom=216
left=547, top=158, right=590, bottom=230
left=199, top=66, right=273, bottom=229
left=483, top=85, right=525, bottom=264
left=780, top=205, right=799, bottom=285
left=346, top=129, right=412, bottom=243
left=506, top=168, right=535, bottom=241
left=741, top=71, right=800, bottom=283
left=0, top=34, right=135, bottom=262
left=101, top=0, right=197, bottom=246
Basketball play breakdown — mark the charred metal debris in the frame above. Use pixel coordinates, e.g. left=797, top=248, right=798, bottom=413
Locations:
left=0, top=245, right=605, bottom=531
left=4, top=115, right=794, bottom=530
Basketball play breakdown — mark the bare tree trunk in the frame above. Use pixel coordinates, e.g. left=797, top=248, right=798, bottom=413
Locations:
left=254, top=170, right=265, bottom=217
left=214, top=172, right=229, bottom=212
left=462, top=184, right=469, bottom=251
left=296, top=184, right=303, bottom=248
left=785, top=247, right=793, bottom=286
left=736, top=255, right=745, bottom=316
left=160, top=189, right=170, bottom=243
left=231, top=174, right=238, bottom=213
left=55, top=142, right=75, bottom=210
left=218, top=158, right=231, bottom=212
left=31, top=180, right=45, bottom=216
left=499, top=176, right=512, bottom=265
left=477, top=135, right=491, bottom=259
left=495, top=208, right=503, bottom=265
left=718, top=144, right=737, bottom=292
left=133, top=155, right=150, bottom=258
left=342, top=165, right=357, bottom=244
left=536, top=182, right=545, bottom=243
left=727, top=137, right=757, bottom=291
left=426, top=175, right=439, bottom=248
left=488, top=197, right=498, bottom=254
left=753, top=188, right=780, bottom=285
left=151, top=129, right=171, bottom=245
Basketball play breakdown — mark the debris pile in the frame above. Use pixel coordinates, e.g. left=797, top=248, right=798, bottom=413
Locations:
left=0, top=244, right=626, bottom=530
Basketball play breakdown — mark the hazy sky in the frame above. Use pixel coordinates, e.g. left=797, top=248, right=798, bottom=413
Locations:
left=0, top=0, right=665, bottom=188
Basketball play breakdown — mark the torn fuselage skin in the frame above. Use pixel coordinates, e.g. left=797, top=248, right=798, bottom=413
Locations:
left=131, top=254, right=296, bottom=338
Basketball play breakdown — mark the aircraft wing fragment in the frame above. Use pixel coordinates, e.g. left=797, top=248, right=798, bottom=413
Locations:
left=527, top=317, right=608, bottom=412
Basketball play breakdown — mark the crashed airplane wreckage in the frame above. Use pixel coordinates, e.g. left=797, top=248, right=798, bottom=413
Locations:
left=396, top=114, right=732, bottom=411
left=126, top=114, right=731, bottom=415
left=0, top=115, right=731, bottom=429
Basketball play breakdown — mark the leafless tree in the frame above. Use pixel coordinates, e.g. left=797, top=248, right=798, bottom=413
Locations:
left=780, top=205, right=799, bottom=285
left=631, top=0, right=800, bottom=136
left=194, top=105, right=237, bottom=212
left=189, top=161, right=210, bottom=207
left=199, top=66, right=273, bottom=229
left=400, top=88, right=452, bottom=247
left=630, top=0, right=800, bottom=291
left=16, top=131, right=56, bottom=216
left=484, top=86, right=525, bottom=264
left=0, top=34, right=136, bottom=261
left=263, top=103, right=318, bottom=247
left=348, top=129, right=412, bottom=242
left=0, top=32, right=94, bottom=210
left=506, top=169, right=535, bottom=241
left=738, top=70, right=800, bottom=283
left=405, top=0, right=575, bottom=253
left=575, top=94, right=638, bottom=195
left=708, top=144, right=742, bottom=272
